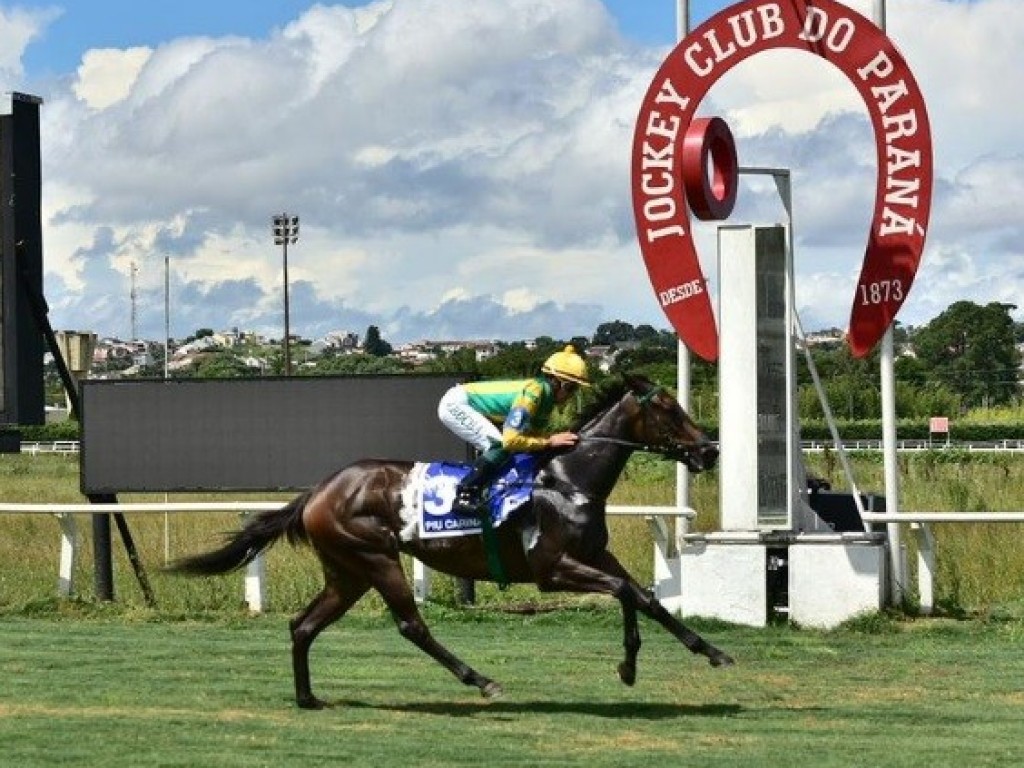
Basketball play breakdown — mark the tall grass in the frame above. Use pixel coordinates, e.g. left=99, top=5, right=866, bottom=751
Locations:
left=805, top=449, right=1024, bottom=614
left=2, top=451, right=1024, bottom=616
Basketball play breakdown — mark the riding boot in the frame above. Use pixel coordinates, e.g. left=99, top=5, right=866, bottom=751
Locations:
left=452, top=445, right=509, bottom=515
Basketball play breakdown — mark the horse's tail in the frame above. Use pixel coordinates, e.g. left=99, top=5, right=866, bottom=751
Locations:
left=168, top=491, right=312, bottom=576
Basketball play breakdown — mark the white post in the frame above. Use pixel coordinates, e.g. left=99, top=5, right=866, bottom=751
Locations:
left=873, top=0, right=904, bottom=611
left=718, top=226, right=760, bottom=531
left=658, top=0, right=693, bottom=611
left=718, top=225, right=789, bottom=531
left=881, top=330, right=905, bottom=605
left=913, top=522, right=935, bottom=615
left=676, top=344, right=691, bottom=534
left=676, top=0, right=689, bottom=40
left=240, top=511, right=266, bottom=612
left=651, top=342, right=689, bottom=610
left=413, top=558, right=431, bottom=604
left=56, top=513, right=77, bottom=597
left=244, top=554, right=266, bottom=613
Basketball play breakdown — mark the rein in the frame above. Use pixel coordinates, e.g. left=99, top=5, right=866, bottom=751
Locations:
left=574, top=386, right=699, bottom=459
left=577, top=435, right=668, bottom=453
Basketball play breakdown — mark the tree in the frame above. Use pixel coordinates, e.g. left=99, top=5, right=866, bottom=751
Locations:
left=479, top=343, right=546, bottom=379
left=192, top=350, right=252, bottom=378
left=363, top=325, right=393, bottom=357
left=568, top=336, right=589, bottom=354
left=593, top=320, right=636, bottom=345
left=183, top=328, right=215, bottom=344
left=421, top=347, right=479, bottom=376
left=313, top=353, right=408, bottom=375
left=634, top=324, right=661, bottom=343
left=913, top=301, right=1021, bottom=408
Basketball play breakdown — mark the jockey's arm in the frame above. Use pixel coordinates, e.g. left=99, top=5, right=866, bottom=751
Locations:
left=501, top=407, right=550, bottom=452
left=500, top=382, right=578, bottom=452
left=500, top=382, right=552, bottom=452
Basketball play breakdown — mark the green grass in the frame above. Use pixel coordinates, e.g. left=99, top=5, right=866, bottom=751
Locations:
left=3, top=451, right=1024, bottom=613
left=4, top=453, right=1024, bottom=765
left=2, top=609, right=1024, bottom=767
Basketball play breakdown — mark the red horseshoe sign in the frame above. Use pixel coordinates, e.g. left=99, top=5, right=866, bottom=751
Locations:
left=631, top=0, right=933, bottom=360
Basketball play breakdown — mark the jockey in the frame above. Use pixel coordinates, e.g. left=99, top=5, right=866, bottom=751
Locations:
left=438, top=345, right=590, bottom=513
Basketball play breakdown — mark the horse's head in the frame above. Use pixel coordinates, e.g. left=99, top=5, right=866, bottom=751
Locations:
left=621, top=373, right=719, bottom=473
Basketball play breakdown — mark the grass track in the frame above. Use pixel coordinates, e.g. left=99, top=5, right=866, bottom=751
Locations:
left=3, top=609, right=1024, bottom=767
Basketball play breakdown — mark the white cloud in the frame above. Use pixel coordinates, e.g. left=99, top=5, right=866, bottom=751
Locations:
left=0, top=0, right=1019, bottom=345
left=0, top=5, right=59, bottom=79
left=73, top=47, right=151, bottom=109
left=501, top=288, right=540, bottom=314
left=438, top=287, right=470, bottom=305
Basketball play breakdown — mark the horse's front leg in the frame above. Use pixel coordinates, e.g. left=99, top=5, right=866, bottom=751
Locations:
left=530, top=548, right=645, bottom=685
left=617, top=591, right=640, bottom=686
left=593, top=551, right=735, bottom=668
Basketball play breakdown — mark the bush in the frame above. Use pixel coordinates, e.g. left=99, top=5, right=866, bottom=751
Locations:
left=14, top=421, right=81, bottom=442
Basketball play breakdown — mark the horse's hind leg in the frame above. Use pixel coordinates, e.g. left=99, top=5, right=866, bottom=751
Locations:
left=289, top=575, right=370, bottom=709
left=366, top=553, right=503, bottom=699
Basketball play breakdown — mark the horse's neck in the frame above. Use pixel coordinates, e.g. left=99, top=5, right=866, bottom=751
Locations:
left=545, top=400, right=634, bottom=502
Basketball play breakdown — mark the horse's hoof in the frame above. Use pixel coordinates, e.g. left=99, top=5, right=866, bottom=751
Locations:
left=617, top=662, right=637, bottom=686
left=481, top=681, right=504, bottom=699
left=296, top=695, right=327, bottom=710
left=709, top=652, right=735, bottom=668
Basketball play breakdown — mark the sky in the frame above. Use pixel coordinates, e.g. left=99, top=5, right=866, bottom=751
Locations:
left=0, top=0, right=1020, bottom=347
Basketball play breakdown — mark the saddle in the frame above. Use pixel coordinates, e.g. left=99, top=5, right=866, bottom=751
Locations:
left=407, top=454, right=537, bottom=539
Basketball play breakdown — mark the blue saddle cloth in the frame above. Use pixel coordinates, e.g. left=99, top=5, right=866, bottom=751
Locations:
left=418, top=454, right=537, bottom=538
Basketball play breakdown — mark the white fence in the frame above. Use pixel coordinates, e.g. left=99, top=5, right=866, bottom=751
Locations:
left=0, top=501, right=690, bottom=612
left=801, top=439, right=1024, bottom=453
left=17, top=439, right=1024, bottom=456
left=858, top=510, right=1024, bottom=615
left=4, top=500, right=1024, bottom=615
left=19, top=440, right=81, bottom=455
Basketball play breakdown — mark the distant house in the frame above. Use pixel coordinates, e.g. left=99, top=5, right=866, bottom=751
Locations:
left=240, top=356, right=268, bottom=373
left=804, top=329, right=845, bottom=347
left=394, top=344, right=437, bottom=365
left=322, top=331, right=361, bottom=351
left=211, top=328, right=244, bottom=347
left=173, top=335, right=219, bottom=357
left=92, top=338, right=136, bottom=364
left=584, top=345, right=617, bottom=373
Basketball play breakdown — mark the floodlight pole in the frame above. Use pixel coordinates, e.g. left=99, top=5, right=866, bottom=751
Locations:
left=164, top=255, right=170, bottom=380
left=272, top=213, right=300, bottom=376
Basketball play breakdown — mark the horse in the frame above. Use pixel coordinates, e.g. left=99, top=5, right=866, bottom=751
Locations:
left=169, top=373, right=733, bottom=709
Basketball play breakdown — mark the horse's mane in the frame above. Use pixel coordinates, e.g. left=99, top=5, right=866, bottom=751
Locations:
left=568, top=373, right=652, bottom=432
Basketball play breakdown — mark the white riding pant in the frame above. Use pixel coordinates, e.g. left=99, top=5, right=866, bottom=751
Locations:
left=438, top=385, right=502, bottom=453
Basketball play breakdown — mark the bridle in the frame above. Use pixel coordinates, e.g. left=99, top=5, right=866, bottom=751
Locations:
left=578, top=386, right=709, bottom=465
left=526, top=383, right=712, bottom=503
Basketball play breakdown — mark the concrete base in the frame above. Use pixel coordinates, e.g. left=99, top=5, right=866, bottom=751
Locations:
left=679, top=532, right=886, bottom=629
left=788, top=536, right=886, bottom=628
left=680, top=535, right=769, bottom=626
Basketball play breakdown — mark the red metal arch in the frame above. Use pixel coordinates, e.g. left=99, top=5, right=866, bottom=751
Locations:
left=631, top=0, right=933, bottom=360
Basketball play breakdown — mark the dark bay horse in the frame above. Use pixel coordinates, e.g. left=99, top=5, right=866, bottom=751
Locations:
left=170, top=373, right=733, bottom=708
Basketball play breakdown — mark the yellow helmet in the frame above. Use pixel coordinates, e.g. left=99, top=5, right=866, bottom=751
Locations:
left=541, top=345, right=590, bottom=386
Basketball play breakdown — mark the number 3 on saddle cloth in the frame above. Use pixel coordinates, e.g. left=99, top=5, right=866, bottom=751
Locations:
left=400, top=454, right=537, bottom=541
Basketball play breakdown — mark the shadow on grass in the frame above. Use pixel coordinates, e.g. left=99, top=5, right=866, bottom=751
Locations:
left=325, top=699, right=744, bottom=719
